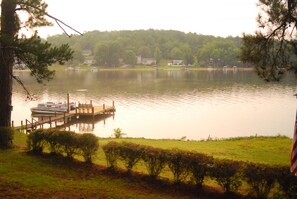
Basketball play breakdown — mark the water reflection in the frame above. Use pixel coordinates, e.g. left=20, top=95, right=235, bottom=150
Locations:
left=57, top=114, right=114, bottom=133
left=12, top=69, right=297, bottom=140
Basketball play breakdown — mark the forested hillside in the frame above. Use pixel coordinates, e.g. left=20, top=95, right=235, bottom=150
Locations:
left=47, top=29, right=246, bottom=67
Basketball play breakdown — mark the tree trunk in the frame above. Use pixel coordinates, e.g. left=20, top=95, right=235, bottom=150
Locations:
left=0, top=0, right=17, bottom=127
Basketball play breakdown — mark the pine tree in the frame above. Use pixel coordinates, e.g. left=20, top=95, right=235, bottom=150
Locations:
left=241, top=0, right=297, bottom=81
left=0, top=0, right=78, bottom=127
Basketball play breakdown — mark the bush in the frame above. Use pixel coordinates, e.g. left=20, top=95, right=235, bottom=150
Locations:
left=27, top=129, right=99, bottom=162
left=118, top=142, right=142, bottom=172
left=102, top=141, right=121, bottom=169
left=77, top=133, right=99, bottom=163
left=44, top=129, right=62, bottom=155
left=57, top=131, right=79, bottom=158
left=0, top=127, right=14, bottom=149
left=187, top=152, right=213, bottom=188
left=274, top=165, right=297, bottom=199
left=165, top=149, right=191, bottom=184
left=243, top=162, right=277, bottom=199
left=142, top=146, right=167, bottom=178
left=113, top=128, right=125, bottom=138
left=27, top=129, right=46, bottom=153
left=209, top=159, right=242, bottom=193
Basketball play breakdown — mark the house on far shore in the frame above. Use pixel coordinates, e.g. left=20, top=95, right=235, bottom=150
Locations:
left=137, top=56, right=156, bottom=66
left=168, top=60, right=184, bottom=66
left=83, top=59, right=95, bottom=66
left=82, top=50, right=92, bottom=57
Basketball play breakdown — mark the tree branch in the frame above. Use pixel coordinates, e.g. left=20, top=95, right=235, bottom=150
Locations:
left=9, top=71, right=35, bottom=100
left=16, top=2, right=83, bottom=37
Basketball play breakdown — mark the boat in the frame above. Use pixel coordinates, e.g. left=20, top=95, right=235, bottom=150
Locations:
left=31, top=102, right=76, bottom=115
left=91, top=67, right=98, bottom=72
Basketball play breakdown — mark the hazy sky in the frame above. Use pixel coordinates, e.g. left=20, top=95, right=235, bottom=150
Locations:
left=37, top=0, right=260, bottom=38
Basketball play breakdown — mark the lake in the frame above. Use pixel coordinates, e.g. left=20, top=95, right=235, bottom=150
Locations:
left=12, top=68, right=297, bottom=140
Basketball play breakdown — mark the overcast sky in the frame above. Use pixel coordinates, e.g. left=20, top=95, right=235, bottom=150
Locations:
left=37, top=0, right=259, bottom=38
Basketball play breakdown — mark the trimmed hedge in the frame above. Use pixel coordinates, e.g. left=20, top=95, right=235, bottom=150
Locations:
left=186, top=151, right=213, bottom=188
left=78, top=133, right=99, bottom=163
left=165, top=149, right=191, bottom=184
left=102, top=141, right=297, bottom=196
left=27, top=129, right=46, bottom=153
left=118, top=142, right=143, bottom=172
left=142, top=146, right=167, bottom=178
left=0, top=127, right=14, bottom=149
left=243, top=162, right=277, bottom=198
left=275, top=165, right=297, bottom=199
left=209, top=159, right=242, bottom=193
left=102, top=141, right=121, bottom=169
left=27, top=129, right=98, bottom=163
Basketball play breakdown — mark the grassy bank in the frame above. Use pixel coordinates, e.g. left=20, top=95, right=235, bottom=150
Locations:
left=0, top=133, right=292, bottom=198
left=98, top=135, right=291, bottom=166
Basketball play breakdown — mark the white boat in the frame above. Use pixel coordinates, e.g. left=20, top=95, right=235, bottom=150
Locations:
left=91, top=67, right=98, bottom=72
left=31, top=102, right=76, bottom=115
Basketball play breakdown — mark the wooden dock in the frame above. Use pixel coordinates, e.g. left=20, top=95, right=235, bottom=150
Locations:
left=14, top=102, right=115, bottom=133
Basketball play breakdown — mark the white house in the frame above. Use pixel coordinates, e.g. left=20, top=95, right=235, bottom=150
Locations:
left=168, top=60, right=184, bottom=66
left=137, top=56, right=156, bottom=65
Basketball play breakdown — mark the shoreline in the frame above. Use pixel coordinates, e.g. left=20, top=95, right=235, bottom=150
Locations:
left=14, top=65, right=255, bottom=72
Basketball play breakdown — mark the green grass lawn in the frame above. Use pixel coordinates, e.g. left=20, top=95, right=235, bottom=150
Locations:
left=0, top=133, right=292, bottom=198
left=98, top=135, right=292, bottom=166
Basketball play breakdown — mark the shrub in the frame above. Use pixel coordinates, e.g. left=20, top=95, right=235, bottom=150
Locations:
left=118, top=142, right=142, bottom=172
left=274, top=165, right=297, bottom=199
left=43, top=129, right=62, bottom=155
left=113, top=128, right=125, bottom=138
left=209, top=159, right=242, bottom=193
left=142, top=146, right=167, bottom=178
left=27, top=129, right=46, bottom=153
left=57, top=131, right=79, bottom=158
left=0, top=127, right=14, bottom=149
left=187, top=152, right=213, bottom=188
left=27, top=129, right=100, bottom=162
left=165, top=149, right=191, bottom=184
left=77, top=133, right=99, bottom=163
left=243, top=162, right=277, bottom=199
left=102, top=141, right=121, bottom=169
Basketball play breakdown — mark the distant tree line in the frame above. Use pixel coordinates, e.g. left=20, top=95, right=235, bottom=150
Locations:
left=47, top=29, right=246, bottom=67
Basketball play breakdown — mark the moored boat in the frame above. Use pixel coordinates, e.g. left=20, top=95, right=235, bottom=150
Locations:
left=31, top=102, right=76, bottom=115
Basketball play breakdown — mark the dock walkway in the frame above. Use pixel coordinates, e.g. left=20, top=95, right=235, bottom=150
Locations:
left=14, top=103, right=115, bottom=133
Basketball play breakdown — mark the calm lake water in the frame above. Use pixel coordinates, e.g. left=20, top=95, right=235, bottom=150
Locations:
left=12, top=68, right=297, bottom=140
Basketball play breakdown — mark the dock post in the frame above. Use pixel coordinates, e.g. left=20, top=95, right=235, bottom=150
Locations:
left=64, top=112, right=66, bottom=124
left=67, top=93, right=70, bottom=113
left=25, top=120, right=28, bottom=132
left=112, top=101, right=115, bottom=108
left=49, top=117, right=52, bottom=128
left=103, top=104, right=105, bottom=112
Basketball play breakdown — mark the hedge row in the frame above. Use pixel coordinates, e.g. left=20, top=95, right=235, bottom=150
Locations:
left=0, top=127, right=14, bottom=149
left=102, top=141, right=297, bottom=198
left=27, top=129, right=99, bottom=163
